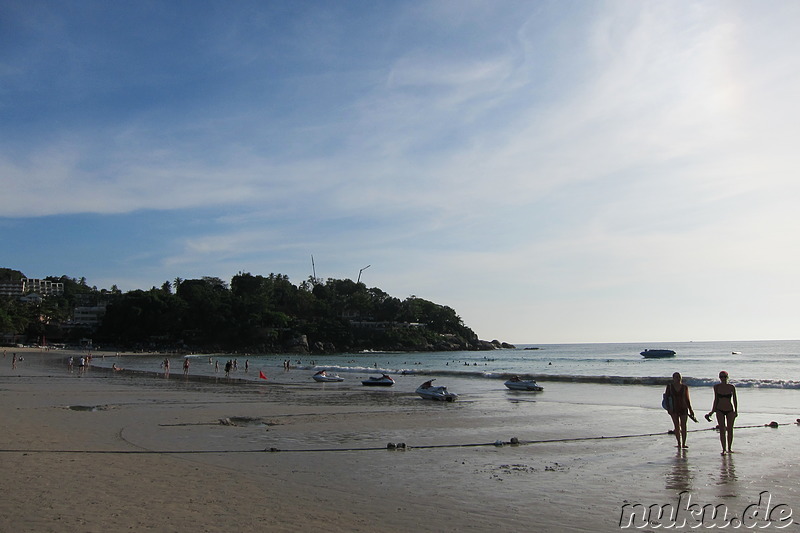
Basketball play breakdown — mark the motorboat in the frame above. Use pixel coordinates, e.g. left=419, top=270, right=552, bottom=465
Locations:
left=640, top=349, right=676, bottom=358
left=504, top=376, right=543, bottom=391
left=416, top=379, right=458, bottom=401
left=312, top=370, right=344, bottom=382
left=362, top=374, right=395, bottom=386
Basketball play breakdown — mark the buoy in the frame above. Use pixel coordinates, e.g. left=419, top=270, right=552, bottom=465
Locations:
left=510, top=437, right=520, bottom=445
left=387, top=442, right=396, bottom=449
left=767, top=421, right=779, bottom=428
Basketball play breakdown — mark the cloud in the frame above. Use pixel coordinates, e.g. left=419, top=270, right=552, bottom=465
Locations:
left=3, top=1, right=800, bottom=342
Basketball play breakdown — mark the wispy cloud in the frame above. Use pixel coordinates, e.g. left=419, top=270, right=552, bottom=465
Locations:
left=3, top=1, right=800, bottom=341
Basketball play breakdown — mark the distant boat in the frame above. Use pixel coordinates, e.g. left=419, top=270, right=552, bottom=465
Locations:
left=641, top=349, right=676, bottom=358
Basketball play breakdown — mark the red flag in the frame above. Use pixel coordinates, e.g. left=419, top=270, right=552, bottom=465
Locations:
left=259, top=370, right=268, bottom=380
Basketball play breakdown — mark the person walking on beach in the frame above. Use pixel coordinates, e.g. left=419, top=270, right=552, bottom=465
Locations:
left=12, top=352, right=17, bottom=370
left=665, top=372, right=696, bottom=449
left=705, top=370, right=738, bottom=455
left=163, top=358, right=170, bottom=377
left=183, top=357, right=190, bottom=376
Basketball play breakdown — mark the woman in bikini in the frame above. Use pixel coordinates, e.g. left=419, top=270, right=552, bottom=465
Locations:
left=705, top=370, right=738, bottom=455
left=666, top=372, right=696, bottom=449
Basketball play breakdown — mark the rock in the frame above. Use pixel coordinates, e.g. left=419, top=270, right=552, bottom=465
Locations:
left=285, top=335, right=309, bottom=354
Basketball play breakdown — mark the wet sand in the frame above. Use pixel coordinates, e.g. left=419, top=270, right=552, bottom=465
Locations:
left=1, top=348, right=799, bottom=532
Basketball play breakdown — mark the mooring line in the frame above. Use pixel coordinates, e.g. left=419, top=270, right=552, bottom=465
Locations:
left=0, top=419, right=795, bottom=455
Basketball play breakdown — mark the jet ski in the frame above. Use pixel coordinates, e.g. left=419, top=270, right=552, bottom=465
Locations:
left=416, top=379, right=458, bottom=401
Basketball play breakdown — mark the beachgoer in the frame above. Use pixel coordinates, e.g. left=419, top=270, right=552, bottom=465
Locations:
left=12, top=353, right=17, bottom=370
left=224, top=360, right=232, bottom=377
left=665, top=372, right=695, bottom=449
left=214, top=360, right=219, bottom=373
left=164, top=358, right=170, bottom=376
left=183, top=358, right=190, bottom=376
left=705, top=371, right=738, bottom=455
left=245, top=359, right=249, bottom=373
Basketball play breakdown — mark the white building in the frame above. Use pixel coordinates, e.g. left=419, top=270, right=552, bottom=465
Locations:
left=0, top=278, right=65, bottom=298
left=22, top=278, right=64, bottom=297
left=72, top=306, right=107, bottom=328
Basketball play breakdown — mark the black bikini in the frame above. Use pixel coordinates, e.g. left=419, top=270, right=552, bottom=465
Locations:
left=716, top=392, right=734, bottom=415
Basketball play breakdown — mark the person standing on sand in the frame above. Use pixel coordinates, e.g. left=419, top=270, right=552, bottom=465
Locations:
left=705, top=370, right=738, bottom=455
left=665, top=372, right=696, bottom=449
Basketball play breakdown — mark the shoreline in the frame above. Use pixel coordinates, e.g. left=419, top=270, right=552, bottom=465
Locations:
left=2, top=348, right=799, bottom=532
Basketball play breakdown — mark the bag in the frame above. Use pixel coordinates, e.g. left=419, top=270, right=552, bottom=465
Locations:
left=662, top=391, right=673, bottom=411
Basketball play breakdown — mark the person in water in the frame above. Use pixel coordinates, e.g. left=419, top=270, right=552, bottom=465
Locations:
left=705, top=370, right=738, bottom=455
left=665, top=372, right=696, bottom=449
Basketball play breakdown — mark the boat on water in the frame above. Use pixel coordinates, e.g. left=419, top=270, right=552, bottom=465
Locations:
left=640, top=349, right=676, bottom=358
left=504, top=376, right=543, bottom=391
left=312, top=370, right=345, bottom=382
left=416, top=379, right=458, bottom=401
left=361, top=374, right=395, bottom=386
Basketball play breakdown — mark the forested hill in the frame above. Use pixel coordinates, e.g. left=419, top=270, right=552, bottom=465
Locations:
left=2, top=271, right=509, bottom=353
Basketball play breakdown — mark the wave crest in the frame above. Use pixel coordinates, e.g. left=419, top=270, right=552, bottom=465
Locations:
left=305, top=365, right=800, bottom=389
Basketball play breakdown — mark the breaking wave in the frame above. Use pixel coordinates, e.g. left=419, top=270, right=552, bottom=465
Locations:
left=305, top=365, right=800, bottom=389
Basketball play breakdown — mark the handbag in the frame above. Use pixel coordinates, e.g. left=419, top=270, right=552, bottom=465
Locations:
left=662, top=390, right=673, bottom=411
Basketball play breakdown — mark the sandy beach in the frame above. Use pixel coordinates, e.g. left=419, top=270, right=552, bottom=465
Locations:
left=1, top=348, right=799, bottom=532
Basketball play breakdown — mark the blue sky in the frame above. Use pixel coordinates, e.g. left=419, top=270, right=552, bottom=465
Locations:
left=2, top=1, right=799, bottom=343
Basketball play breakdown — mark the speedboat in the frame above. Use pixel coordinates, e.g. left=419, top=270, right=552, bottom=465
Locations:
left=312, top=370, right=344, bottom=382
left=504, top=376, right=543, bottom=391
left=416, top=379, right=458, bottom=401
left=640, top=349, right=676, bottom=358
left=362, top=374, right=395, bottom=386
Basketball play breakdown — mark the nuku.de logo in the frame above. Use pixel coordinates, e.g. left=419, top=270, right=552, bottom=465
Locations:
left=619, top=491, right=793, bottom=529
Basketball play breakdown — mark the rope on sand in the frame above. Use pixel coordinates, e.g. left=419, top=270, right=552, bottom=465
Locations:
left=0, top=419, right=796, bottom=455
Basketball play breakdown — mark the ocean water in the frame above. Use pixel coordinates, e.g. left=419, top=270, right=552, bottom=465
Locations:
left=92, top=339, right=800, bottom=390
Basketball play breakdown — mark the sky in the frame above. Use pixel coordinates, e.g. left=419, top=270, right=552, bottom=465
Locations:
left=2, top=1, right=800, bottom=344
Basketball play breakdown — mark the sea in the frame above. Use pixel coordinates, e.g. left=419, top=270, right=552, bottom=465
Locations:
left=94, top=339, right=800, bottom=390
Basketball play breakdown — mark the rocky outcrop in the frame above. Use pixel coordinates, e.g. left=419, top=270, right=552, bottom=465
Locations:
left=311, top=341, right=337, bottom=354
left=284, top=335, right=309, bottom=354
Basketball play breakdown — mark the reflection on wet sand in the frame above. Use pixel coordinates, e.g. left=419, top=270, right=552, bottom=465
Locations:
left=716, top=453, right=738, bottom=498
left=666, top=449, right=694, bottom=492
